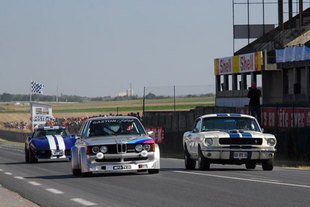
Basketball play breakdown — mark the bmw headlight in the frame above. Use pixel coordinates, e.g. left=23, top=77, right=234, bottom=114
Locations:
left=100, top=146, right=108, bottom=153
left=143, top=144, right=151, bottom=152
left=267, top=138, right=276, bottom=146
left=92, top=146, right=99, bottom=154
left=205, top=138, right=213, bottom=146
left=135, top=144, right=143, bottom=152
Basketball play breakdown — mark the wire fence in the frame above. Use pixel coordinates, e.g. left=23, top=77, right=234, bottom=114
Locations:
left=142, top=84, right=215, bottom=113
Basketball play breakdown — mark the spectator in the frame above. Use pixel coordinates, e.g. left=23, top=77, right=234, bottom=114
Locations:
left=247, top=82, right=261, bottom=124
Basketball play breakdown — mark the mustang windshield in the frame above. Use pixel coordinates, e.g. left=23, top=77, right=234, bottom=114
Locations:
left=87, top=118, right=146, bottom=137
left=201, top=117, right=261, bottom=132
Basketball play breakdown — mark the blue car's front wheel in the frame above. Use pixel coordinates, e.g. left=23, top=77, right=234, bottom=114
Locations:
left=28, top=148, right=38, bottom=163
left=25, top=145, right=30, bottom=163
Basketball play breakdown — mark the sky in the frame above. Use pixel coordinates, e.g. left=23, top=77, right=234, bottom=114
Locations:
left=0, top=0, right=290, bottom=97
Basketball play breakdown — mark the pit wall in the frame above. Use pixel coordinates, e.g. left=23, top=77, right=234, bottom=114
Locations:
left=1, top=106, right=310, bottom=163
left=0, top=129, right=31, bottom=143
left=143, top=107, right=310, bottom=163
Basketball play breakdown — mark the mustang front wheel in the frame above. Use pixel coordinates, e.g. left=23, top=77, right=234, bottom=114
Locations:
left=245, top=162, right=256, bottom=170
left=198, top=147, right=210, bottom=170
left=148, top=169, right=159, bottom=174
left=262, top=158, right=274, bottom=171
left=184, top=148, right=196, bottom=170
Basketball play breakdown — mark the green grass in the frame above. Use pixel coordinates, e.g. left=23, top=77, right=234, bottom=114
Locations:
left=0, top=96, right=215, bottom=115
left=52, top=103, right=214, bottom=113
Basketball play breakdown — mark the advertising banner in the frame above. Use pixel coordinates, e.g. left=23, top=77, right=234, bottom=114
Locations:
left=214, top=51, right=262, bottom=75
left=237, top=107, right=310, bottom=128
left=31, top=102, right=53, bottom=131
left=218, top=57, right=233, bottom=75
left=262, top=107, right=310, bottom=128
left=239, top=53, right=255, bottom=73
left=276, top=46, right=310, bottom=63
left=145, top=127, right=164, bottom=144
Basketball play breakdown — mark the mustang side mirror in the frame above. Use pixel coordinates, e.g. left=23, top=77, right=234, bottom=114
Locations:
left=147, top=131, right=154, bottom=136
left=192, top=128, right=199, bottom=133
left=261, top=128, right=264, bottom=133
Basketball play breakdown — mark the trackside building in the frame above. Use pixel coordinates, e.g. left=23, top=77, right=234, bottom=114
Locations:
left=214, top=6, right=310, bottom=129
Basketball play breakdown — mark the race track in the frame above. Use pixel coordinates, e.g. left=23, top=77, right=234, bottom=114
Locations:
left=1, top=140, right=310, bottom=207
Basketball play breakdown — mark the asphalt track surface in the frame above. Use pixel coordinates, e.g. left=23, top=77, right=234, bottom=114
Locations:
left=1, top=140, right=310, bottom=207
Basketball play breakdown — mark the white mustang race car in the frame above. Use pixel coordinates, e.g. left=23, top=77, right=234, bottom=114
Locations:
left=71, top=116, right=160, bottom=176
left=183, top=113, right=277, bottom=170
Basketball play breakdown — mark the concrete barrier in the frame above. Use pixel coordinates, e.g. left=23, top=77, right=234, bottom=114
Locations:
left=143, top=107, right=310, bottom=163
left=0, top=129, right=31, bottom=143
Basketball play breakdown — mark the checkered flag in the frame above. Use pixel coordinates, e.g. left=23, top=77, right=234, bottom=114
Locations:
left=31, top=81, right=44, bottom=94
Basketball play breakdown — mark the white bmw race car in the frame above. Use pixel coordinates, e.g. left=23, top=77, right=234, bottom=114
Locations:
left=183, top=113, right=277, bottom=170
left=71, top=116, right=160, bottom=176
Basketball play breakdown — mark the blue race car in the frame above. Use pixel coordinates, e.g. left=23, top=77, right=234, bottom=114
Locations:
left=25, top=126, right=77, bottom=163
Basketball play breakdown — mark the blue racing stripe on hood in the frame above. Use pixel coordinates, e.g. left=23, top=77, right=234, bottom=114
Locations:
left=229, top=133, right=241, bottom=138
left=228, top=132, right=252, bottom=138
left=240, top=132, right=252, bottom=138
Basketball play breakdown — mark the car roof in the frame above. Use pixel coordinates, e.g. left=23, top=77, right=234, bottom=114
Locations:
left=199, top=113, right=255, bottom=119
left=35, top=126, right=66, bottom=131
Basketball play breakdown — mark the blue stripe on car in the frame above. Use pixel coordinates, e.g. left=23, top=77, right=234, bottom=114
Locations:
left=127, top=137, right=153, bottom=144
left=217, top=114, right=229, bottom=117
left=229, top=133, right=241, bottom=138
left=53, top=135, right=60, bottom=150
left=229, top=132, right=252, bottom=138
left=32, top=138, right=50, bottom=149
left=216, top=113, right=242, bottom=117
left=241, top=132, right=252, bottom=138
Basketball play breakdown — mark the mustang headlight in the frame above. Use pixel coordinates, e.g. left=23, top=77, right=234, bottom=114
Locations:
left=135, top=144, right=143, bottom=152
left=266, top=138, right=276, bottom=146
left=205, top=138, right=213, bottom=146
left=100, top=146, right=108, bottom=153
left=92, top=146, right=100, bottom=154
left=143, top=144, right=151, bottom=152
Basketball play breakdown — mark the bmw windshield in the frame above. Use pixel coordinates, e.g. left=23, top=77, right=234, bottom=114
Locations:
left=86, top=118, right=146, bottom=138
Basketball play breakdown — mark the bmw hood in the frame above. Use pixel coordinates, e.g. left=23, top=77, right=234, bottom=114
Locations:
left=84, top=135, right=154, bottom=146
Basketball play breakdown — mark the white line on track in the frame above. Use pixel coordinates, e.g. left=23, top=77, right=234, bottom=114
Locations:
left=174, top=171, right=310, bottom=189
left=71, top=198, right=97, bottom=206
left=28, top=181, right=41, bottom=186
left=14, top=176, right=24, bottom=180
left=4, top=172, right=12, bottom=175
left=46, top=188, right=64, bottom=194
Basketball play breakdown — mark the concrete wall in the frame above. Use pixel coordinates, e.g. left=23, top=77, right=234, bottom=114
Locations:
left=262, top=70, right=283, bottom=105
left=2, top=108, right=310, bottom=163
left=0, top=129, right=31, bottom=143
left=143, top=107, right=310, bottom=162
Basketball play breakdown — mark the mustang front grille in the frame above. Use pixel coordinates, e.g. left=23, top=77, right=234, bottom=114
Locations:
left=219, top=138, right=262, bottom=145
